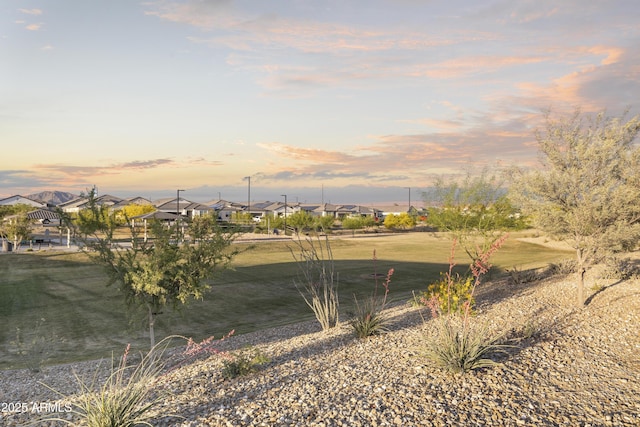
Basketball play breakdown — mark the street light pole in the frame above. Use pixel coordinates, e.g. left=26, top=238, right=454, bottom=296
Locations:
left=281, top=194, right=287, bottom=235
left=245, top=176, right=251, bottom=224
left=404, top=187, right=411, bottom=213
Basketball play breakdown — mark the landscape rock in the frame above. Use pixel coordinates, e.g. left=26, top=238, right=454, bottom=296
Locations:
left=1, top=275, right=639, bottom=426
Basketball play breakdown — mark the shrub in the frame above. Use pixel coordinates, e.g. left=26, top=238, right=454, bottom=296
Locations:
left=421, top=235, right=510, bottom=374
left=221, top=347, right=269, bottom=379
left=506, top=265, right=545, bottom=286
left=350, top=290, right=390, bottom=338
left=43, top=338, right=174, bottom=426
left=290, top=235, right=340, bottom=331
left=383, top=213, right=416, bottom=229
left=423, top=315, right=507, bottom=374
left=416, top=273, right=474, bottom=315
left=547, top=259, right=577, bottom=276
left=599, top=256, right=638, bottom=280
left=350, top=252, right=394, bottom=338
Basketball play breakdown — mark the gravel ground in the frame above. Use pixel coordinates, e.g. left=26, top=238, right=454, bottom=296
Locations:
left=1, top=273, right=639, bottom=426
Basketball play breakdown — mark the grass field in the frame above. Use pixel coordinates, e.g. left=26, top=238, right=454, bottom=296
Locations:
left=0, top=231, right=573, bottom=369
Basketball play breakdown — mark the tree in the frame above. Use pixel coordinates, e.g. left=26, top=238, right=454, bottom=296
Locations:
left=314, top=215, right=335, bottom=232
left=1, top=212, right=34, bottom=251
left=509, top=109, right=640, bottom=305
left=62, top=190, right=241, bottom=346
left=424, top=170, right=524, bottom=265
left=287, top=211, right=315, bottom=233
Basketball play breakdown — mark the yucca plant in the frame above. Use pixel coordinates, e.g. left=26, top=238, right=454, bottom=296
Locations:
left=423, top=314, right=507, bottom=374
left=350, top=296, right=390, bottom=338
left=42, top=338, right=174, bottom=427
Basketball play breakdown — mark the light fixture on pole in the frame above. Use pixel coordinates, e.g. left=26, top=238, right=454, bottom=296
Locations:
left=281, top=194, right=287, bottom=235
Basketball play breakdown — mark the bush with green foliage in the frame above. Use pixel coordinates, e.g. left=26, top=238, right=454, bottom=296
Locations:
left=342, top=216, right=376, bottom=232
left=287, top=210, right=316, bottom=232
left=315, top=215, right=336, bottom=232
left=416, top=273, right=474, bottom=315
left=383, top=212, right=416, bottom=230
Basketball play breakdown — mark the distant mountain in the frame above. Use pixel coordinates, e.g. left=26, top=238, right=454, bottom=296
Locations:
left=27, top=191, right=78, bottom=206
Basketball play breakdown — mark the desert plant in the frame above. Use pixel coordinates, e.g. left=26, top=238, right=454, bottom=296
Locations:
left=290, top=235, right=339, bottom=331
left=42, top=337, right=175, bottom=426
left=599, top=256, right=638, bottom=281
left=10, top=318, right=53, bottom=373
left=423, top=315, right=506, bottom=374
left=421, top=234, right=509, bottom=374
left=221, top=347, right=269, bottom=379
left=60, top=189, right=242, bottom=348
left=350, top=251, right=394, bottom=338
left=508, top=109, right=640, bottom=305
left=350, top=295, right=390, bottom=338
left=546, top=259, right=577, bottom=276
left=506, top=265, right=545, bottom=286
left=416, top=273, right=474, bottom=315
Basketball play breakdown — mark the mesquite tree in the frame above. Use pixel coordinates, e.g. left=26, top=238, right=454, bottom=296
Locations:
left=62, top=190, right=241, bottom=346
left=509, top=109, right=640, bottom=305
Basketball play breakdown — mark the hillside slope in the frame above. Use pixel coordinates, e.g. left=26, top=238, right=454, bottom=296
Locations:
left=2, top=274, right=639, bottom=426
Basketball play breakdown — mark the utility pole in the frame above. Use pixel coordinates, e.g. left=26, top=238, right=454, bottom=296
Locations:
left=404, top=187, right=411, bottom=214
left=281, top=194, right=287, bottom=235
left=245, top=176, right=251, bottom=224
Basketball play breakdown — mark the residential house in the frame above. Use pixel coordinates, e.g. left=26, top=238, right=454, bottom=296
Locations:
left=58, top=194, right=124, bottom=213
left=155, top=198, right=213, bottom=219
left=0, top=195, right=47, bottom=208
left=203, top=199, right=243, bottom=222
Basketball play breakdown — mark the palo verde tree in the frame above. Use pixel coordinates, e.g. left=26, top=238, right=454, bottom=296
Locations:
left=424, top=169, right=525, bottom=266
left=509, top=109, right=640, bottom=305
left=61, top=190, right=241, bottom=347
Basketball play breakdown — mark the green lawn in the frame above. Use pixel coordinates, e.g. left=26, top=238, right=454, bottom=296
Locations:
left=0, top=232, right=573, bottom=369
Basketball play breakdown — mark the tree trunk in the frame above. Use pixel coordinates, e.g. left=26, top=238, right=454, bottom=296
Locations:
left=578, top=267, right=586, bottom=306
left=148, top=305, right=156, bottom=348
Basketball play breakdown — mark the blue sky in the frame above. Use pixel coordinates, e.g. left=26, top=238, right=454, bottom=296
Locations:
left=2, top=0, right=639, bottom=204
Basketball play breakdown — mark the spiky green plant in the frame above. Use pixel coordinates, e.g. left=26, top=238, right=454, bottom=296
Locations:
left=423, top=314, right=507, bottom=374
left=42, top=338, right=174, bottom=427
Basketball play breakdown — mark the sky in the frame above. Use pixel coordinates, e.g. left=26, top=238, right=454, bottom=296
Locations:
left=2, top=0, right=639, bottom=205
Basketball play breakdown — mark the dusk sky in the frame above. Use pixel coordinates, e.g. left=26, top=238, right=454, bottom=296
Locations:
left=2, top=1, right=639, bottom=204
